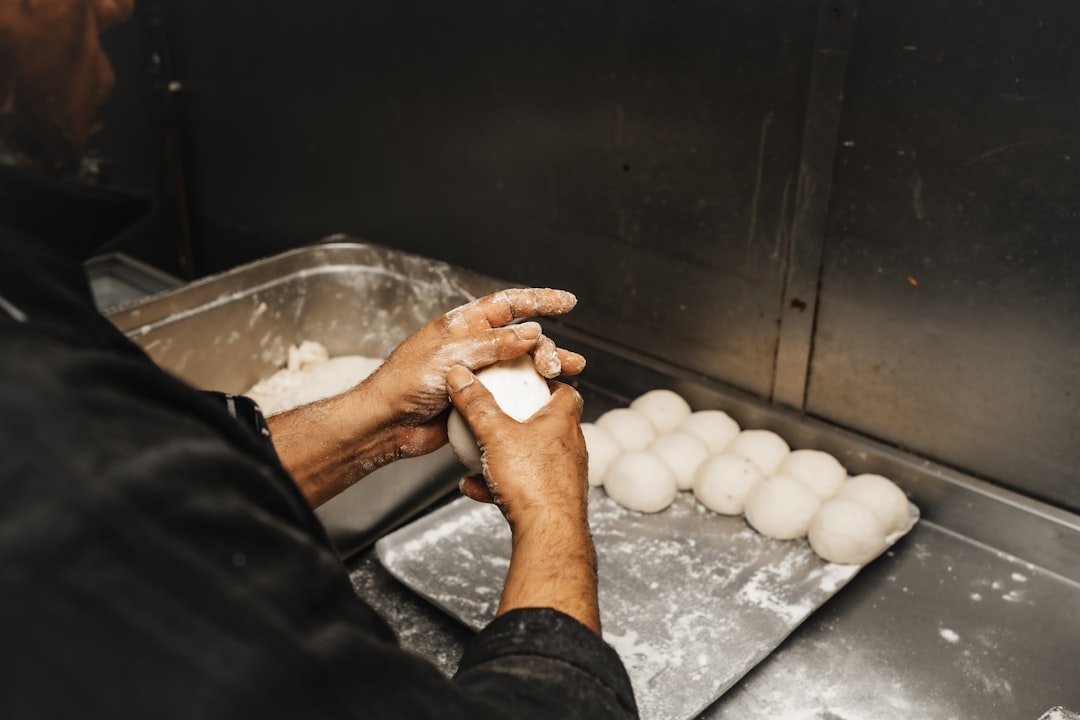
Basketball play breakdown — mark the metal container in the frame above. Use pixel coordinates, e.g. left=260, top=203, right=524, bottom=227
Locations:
left=108, top=241, right=506, bottom=556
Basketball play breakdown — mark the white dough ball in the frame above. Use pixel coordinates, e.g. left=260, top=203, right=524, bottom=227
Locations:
left=679, top=410, right=741, bottom=453
left=744, top=474, right=822, bottom=540
left=837, top=474, right=911, bottom=534
left=596, top=408, right=657, bottom=451
left=447, top=356, right=551, bottom=473
left=692, top=453, right=765, bottom=515
left=649, top=431, right=710, bottom=491
left=729, top=429, right=791, bottom=475
left=809, top=498, right=888, bottom=564
left=581, top=423, right=621, bottom=487
left=630, top=389, right=692, bottom=434
left=603, top=451, right=678, bottom=513
left=778, top=450, right=847, bottom=499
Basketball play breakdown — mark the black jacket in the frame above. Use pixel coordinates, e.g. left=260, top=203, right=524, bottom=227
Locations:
left=0, top=166, right=637, bottom=719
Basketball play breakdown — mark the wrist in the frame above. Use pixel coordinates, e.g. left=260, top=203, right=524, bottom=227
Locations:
left=510, top=505, right=592, bottom=547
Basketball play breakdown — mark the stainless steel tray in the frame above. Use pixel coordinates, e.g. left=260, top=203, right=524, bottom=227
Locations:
left=377, top=488, right=917, bottom=720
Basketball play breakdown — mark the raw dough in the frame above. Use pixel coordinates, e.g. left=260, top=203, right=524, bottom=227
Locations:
left=808, top=498, right=888, bottom=564
left=692, top=453, right=765, bottom=515
left=604, top=451, right=678, bottom=513
left=778, top=449, right=847, bottom=499
left=581, top=422, right=621, bottom=487
left=649, top=431, right=710, bottom=491
left=744, top=474, right=822, bottom=540
left=729, top=429, right=790, bottom=475
left=245, top=340, right=384, bottom=416
left=837, top=474, right=910, bottom=534
left=596, top=408, right=657, bottom=451
left=630, top=389, right=692, bottom=434
left=447, top=356, right=551, bottom=473
left=679, top=410, right=740, bottom=453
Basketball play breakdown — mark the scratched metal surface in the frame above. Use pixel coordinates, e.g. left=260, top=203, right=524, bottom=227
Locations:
left=376, top=488, right=917, bottom=720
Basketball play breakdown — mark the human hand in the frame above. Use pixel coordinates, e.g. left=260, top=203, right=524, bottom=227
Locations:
left=447, top=364, right=600, bottom=633
left=446, top=365, right=589, bottom=531
left=364, top=289, right=586, bottom=459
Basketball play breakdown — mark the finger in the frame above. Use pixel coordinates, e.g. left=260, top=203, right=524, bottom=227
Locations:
left=449, top=322, right=542, bottom=372
left=540, top=381, right=585, bottom=419
left=464, top=289, right=578, bottom=329
left=531, top=335, right=562, bottom=378
left=459, top=475, right=495, bottom=504
left=446, top=366, right=507, bottom=440
left=556, top=348, right=586, bottom=377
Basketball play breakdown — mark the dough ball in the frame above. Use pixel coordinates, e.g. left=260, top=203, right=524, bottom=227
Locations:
left=604, top=451, right=678, bottom=513
left=744, top=474, right=822, bottom=540
left=649, top=431, right=710, bottom=491
left=778, top=449, right=847, bottom=499
left=679, top=410, right=741, bottom=453
left=837, top=474, right=911, bottom=534
left=692, top=453, right=765, bottom=515
left=630, top=389, right=692, bottom=434
left=729, top=429, right=791, bottom=475
left=596, top=408, right=657, bottom=451
left=809, top=498, right=888, bottom=564
left=447, top=356, right=551, bottom=473
left=581, top=423, right=621, bottom=487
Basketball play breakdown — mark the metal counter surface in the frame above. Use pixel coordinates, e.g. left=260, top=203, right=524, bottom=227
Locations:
left=348, top=373, right=1080, bottom=718
left=111, top=242, right=1079, bottom=717
left=348, top=519, right=1079, bottom=719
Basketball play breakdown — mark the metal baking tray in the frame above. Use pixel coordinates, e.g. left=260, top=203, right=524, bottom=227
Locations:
left=377, top=489, right=917, bottom=720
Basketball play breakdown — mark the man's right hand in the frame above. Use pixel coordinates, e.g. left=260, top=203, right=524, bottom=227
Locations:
left=446, top=365, right=600, bottom=634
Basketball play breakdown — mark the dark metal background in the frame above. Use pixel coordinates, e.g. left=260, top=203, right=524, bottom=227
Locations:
left=806, top=0, right=1080, bottom=510
left=157, top=0, right=819, bottom=399
left=98, top=0, right=1080, bottom=511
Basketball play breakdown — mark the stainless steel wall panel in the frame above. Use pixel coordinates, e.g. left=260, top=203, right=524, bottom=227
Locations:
left=161, top=0, right=818, bottom=397
left=806, top=0, right=1080, bottom=511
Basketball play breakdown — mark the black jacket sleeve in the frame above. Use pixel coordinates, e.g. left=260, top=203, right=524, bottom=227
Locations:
left=0, top=217, right=638, bottom=719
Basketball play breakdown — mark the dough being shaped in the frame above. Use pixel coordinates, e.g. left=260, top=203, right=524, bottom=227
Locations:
left=604, top=451, right=677, bottom=513
left=679, top=410, right=740, bottom=453
left=692, top=453, right=765, bottom=515
left=649, top=431, right=710, bottom=491
left=596, top=408, right=657, bottom=451
left=581, top=422, right=621, bottom=487
left=630, top=389, right=692, bottom=434
left=729, top=429, right=790, bottom=475
left=447, top=356, right=551, bottom=473
left=744, top=474, right=821, bottom=540
left=778, top=449, right=847, bottom=499
left=837, top=474, right=910, bottom=534
left=809, top=498, right=888, bottom=564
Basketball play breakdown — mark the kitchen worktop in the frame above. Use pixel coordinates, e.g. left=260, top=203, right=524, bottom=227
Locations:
left=347, top=515, right=1078, bottom=719
left=108, top=242, right=1079, bottom=719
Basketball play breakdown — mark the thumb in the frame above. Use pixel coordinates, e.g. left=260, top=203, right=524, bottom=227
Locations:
left=446, top=365, right=506, bottom=443
left=459, top=475, right=495, bottom=504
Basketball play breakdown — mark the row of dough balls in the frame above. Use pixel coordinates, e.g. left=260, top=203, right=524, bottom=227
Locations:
left=582, top=390, right=911, bottom=565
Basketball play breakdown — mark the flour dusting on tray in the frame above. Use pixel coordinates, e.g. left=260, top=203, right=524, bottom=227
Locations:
left=376, top=490, right=919, bottom=720
left=245, top=340, right=383, bottom=415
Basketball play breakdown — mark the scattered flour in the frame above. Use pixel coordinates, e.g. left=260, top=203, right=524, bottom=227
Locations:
left=939, top=628, right=960, bottom=644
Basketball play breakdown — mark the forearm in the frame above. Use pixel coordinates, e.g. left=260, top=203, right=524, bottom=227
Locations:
left=266, top=384, right=399, bottom=508
left=498, top=511, right=601, bottom=634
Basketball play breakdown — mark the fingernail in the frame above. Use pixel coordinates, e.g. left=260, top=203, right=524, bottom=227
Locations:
left=514, top=322, right=542, bottom=340
left=447, top=366, right=474, bottom=392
